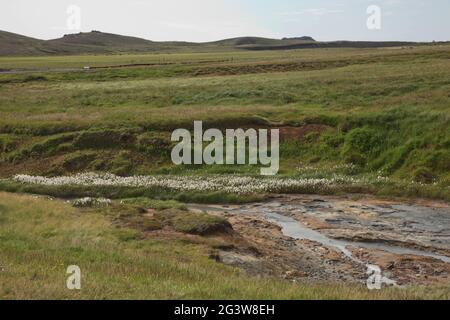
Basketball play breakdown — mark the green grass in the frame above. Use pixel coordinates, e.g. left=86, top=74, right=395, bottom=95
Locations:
left=0, top=179, right=266, bottom=204
left=1, top=44, right=449, bottom=300
left=120, top=198, right=187, bottom=210
left=102, top=200, right=230, bottom=235
left=0, top=45, right=449, bottom=197
left=1, top=191, right=449, bottom=299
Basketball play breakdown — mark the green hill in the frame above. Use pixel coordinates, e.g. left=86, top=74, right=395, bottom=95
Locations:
left=0, top=31, right=313, bottom=56
left=0, top=29, right=435, bottom=57
left=46, top=31, right=179, bottom=54
left=0, top=31, right=316, bottom=56
left=0, top=30, right=197, bottom=56
left=208, top=36, right=315, bottom=47
left=0, top=30, right=48, bottom=56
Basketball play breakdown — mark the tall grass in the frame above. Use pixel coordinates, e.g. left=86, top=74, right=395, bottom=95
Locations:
left=1, top=192, right=448, bottom=299
left=0, top=45, right=449, bottom=197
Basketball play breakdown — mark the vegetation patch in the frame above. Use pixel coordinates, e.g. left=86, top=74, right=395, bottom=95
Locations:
left=120, top=198, right=187, bottom=210
left=155, top=209, right=232, bottom=235
left=3, top=192, right=447, bottom=299
left=73, top=128, right=138, bottom=149
left=0, top=46, right=449, bottom=198
left=71, top=197, right=112, bottom=208
left=109, top=201, right=231, bottom=235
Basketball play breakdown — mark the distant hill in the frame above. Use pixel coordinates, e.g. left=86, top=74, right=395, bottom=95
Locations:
left=0, top=30, right=196, bottom=56
left=0, top=30, right=433, bottom=56
left=282, top=36, right=315, bottom=41
left=52, top=30, right=154, bottom=47
left=243, top=40, right=422, bottom=51
left=46, top=31, right=200, bottom=54
left=0, top=30, right=47, bottom=56
left=209, top=36, right=313, bottom=47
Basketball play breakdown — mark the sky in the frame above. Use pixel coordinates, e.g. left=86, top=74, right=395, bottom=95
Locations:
left=1, top=0, right=449, bottom=42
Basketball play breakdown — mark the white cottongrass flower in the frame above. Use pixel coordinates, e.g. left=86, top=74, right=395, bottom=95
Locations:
left=12, top=172, right=387, bottom=195
left=71, top=197, right=112, bottom=208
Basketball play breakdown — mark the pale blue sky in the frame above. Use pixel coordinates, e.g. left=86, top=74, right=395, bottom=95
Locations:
left=1, top=0, right=449, bottom=41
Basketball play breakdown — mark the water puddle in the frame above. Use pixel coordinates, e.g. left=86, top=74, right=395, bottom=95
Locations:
left=189, top=198, right=450, bottom=286
left=263, top=210, right=450, bottom=264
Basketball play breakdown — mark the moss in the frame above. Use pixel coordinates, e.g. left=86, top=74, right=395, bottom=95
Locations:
left=155, top=210, right=233, bottom=235
left=422, top=150, right=450, bottom=173
left=342, top=127, right=383, bottom=156
left=63, top=152, right=97, bottom=172
left=343, top=151, right=366, bottom=166
left=320, top=132, right=344, bottom=149
left=110, top=151, right=134, bottom=176
left=0, top=135, right=18, bottom=154
left=5, top=133, right=78, bottom=162
left=111, top=229, right=142, bottom=242
left=73, top=129, right=138, bottom=149
left=120, top=214, right=163, bottom=232
left=136, top=132, right=172, bottom=157
left=111, top=203, right=231, bottom=235
left=31, top=133, right=78, bottom=154
left=173, top=191, right=264, bottom=204
left=120, top=198, right=186, bottom=210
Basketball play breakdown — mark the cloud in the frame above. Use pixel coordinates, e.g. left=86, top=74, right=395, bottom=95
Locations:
left=280, top=8, right=344, bottom=16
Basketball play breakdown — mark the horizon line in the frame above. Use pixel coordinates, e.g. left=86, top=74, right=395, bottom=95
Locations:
left=2, top=28, right=448, bottom=44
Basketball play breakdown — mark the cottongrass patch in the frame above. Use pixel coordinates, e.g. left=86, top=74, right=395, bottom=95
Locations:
left=13, top=172, right=389, bottom=195
left=71, top=197, right=112, bottom=208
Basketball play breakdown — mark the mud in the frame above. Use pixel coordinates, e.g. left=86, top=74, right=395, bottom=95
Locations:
left=188, top=194, right=450, bottom=287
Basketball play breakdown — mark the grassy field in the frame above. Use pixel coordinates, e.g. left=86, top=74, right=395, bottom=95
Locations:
left=0, top=45, right=449, bottom=200
left=1, top=191, right=450, bottom=300
left=0, top=45, right=449, bottom=299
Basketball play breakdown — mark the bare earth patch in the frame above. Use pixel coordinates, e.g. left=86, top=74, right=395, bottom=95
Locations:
left=185, top=194, right=450, bottom=287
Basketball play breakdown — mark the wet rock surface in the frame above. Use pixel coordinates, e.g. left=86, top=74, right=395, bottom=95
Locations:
left=188, top=194, right=450, bottom=287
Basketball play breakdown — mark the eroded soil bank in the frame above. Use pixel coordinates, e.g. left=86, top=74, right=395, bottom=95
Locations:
left=188, top=194, right=450, bottom=287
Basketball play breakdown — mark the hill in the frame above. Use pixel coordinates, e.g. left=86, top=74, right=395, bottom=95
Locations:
left=0, top=30, right=436, bottom=56
left=0, top=31, right=317, bottom=56
left=46, top=31, right=189, bottom=54
left=0, top=30, right=196, bottom=56
left=208, top=36, right=315, bottom=47
left=0, top=30, right=47, bottom=56
left=282, top=36, right=315, bottom=41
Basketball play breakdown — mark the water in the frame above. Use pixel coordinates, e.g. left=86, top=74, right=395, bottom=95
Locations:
left=263, top=210, right=450, bottom=264
left=263, top=211, right=356, bottom=262
left=188, top=200, right=450, bottom=286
